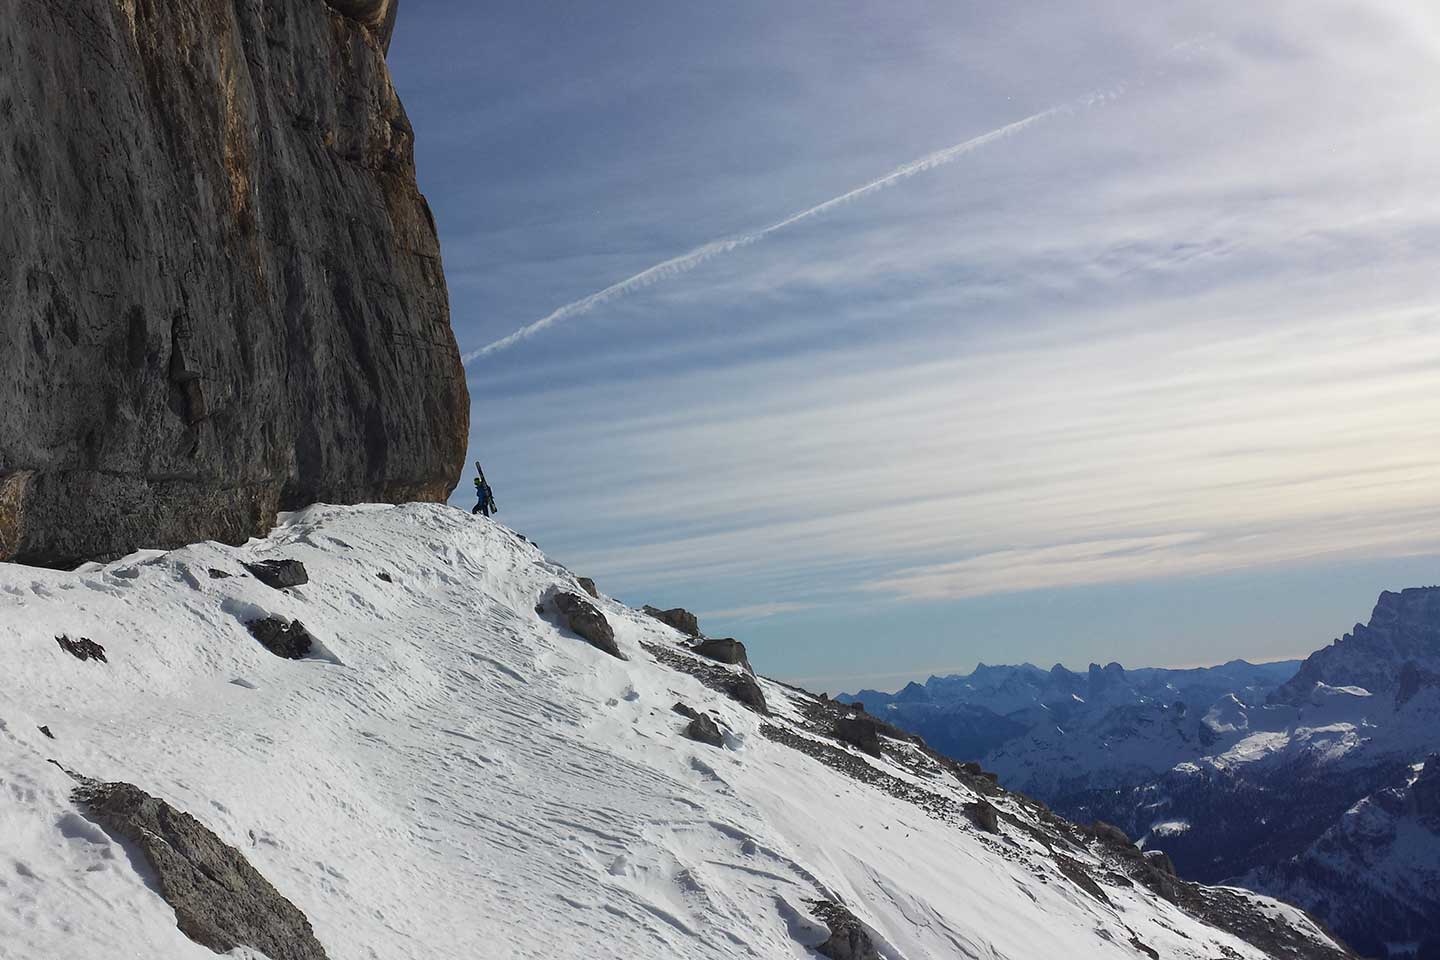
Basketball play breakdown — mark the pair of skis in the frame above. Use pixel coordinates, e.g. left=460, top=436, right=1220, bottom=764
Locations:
left=475, top=461, right=498, bottom=515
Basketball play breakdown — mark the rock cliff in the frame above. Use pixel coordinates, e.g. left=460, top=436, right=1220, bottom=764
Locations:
left=0, top=0, right=468, bottom=566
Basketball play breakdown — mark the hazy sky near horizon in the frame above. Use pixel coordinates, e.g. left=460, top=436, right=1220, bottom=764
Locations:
left=389, top=1, right=1440, bottom=692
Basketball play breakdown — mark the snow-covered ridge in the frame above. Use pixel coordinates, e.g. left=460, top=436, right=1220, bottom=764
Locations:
left=1, top=504, right=1348, bottom=959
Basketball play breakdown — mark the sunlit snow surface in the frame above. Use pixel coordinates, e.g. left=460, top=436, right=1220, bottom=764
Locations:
left=0, top=504, right=1339, bottom=959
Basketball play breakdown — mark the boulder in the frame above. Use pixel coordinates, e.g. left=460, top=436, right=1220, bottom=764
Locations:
left=245, top=619, right=314, bottom=660
left=376, top=571, right=394, bottom=583
left=244, top=560, right=309, bottom=590
left=73, top=780, right=328, bottom=959
left=806, top=901, right=881, bottom=960
left=208, top=569, right=232, bottom=580
left=726, top=673, right=769, bottom=715
left=692, top=638, right=752, bottom=672
left=643, top=605, right=700, bottom=638
left=56, top=635, right=106, bottom=663
left=38, top=725, right=54, bottom=740
left=552, top=592, right=624, bottom=660
left=685, top=714, right=724, bottom=747
left=576, top=577, right=599, bottom=599
left=834, top=716, right=883, bottom=757
left=672, top=701, right=700, bottom=719
left=1143, top=849, right=1178, bottom=877
left=964, top=798, right=1000, bottom=834
left=0, top=0, right=467, bottom=567
left=1091, top=821, right=1133, bottom=848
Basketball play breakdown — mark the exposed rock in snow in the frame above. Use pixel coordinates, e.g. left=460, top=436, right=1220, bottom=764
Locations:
left=245, top=618, right=315, bottom=660
left=807, top=900, right=881, bottom=960
left=549, top=591, right=624, bottom=660
left=56, top=635, right=107, bottom=663
left=833, top=716, right=883, bottom=757
left=577, top=577, right=599, bottom=599
left=692, top=638, right=752, bottom=672
left=643, top=605, right=701, bottom=638
left=72, top=779, right=328, bottom=959
left=964, top=798, right=1000, bottom=834
left=684, top=714, right=724, bottom=747
left=244, top=560, right=310, bottom=591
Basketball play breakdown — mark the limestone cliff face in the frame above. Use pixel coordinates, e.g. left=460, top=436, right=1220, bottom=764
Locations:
left=0, top=0, right=469, bottom=565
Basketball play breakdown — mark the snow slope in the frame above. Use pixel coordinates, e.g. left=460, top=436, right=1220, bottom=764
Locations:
left=0, top=504, right=1347, bottom=959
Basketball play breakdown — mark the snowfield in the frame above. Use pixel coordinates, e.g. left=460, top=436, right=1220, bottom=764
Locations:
left=0, top=504, right=1347, bottom=959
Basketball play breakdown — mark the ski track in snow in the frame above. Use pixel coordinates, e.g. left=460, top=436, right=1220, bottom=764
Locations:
left=0, top=504, right=1337, bottom=959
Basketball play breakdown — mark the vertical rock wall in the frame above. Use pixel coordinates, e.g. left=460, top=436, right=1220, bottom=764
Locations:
left=0, top=0, right=469, bottom=565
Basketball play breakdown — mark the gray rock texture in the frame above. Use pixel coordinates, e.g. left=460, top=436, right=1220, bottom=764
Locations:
left=643, top=605, right=700, bottom=638
left=246, top=617, right=315, bottom=659
left=806, top=901, right=881, bottom=960
left=833, top=715, right=883, bottom=757
left=692, top=637, right=751, bottom=672
left=685, top=714, right=724, bottom=747
left=73, top=780, right=329, bottom=959
left=552, top=591, right=623, bottom=660
left=245, top=558, right=310, bottom=590
left=0, top=0, right=468, bottom=567
left=964, top=798, right=999, bottom=834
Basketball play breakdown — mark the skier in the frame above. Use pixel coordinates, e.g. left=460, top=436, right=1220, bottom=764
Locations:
left=472, top=463, right=497, bottom=518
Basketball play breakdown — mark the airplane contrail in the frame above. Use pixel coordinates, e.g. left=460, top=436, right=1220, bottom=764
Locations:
left=464, top=88, right=1121, bottom=363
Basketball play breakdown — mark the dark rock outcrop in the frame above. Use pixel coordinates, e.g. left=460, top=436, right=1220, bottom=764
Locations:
left=965, top=798, right=1000, bottom=833
left=551, top=592, right=623, bottom=660
left=685, top=714, right=724, bottom=747
left=834, top=716, right=883, bottom=757
left=244, top=559, right=309, bottom=590
left=643, top=641, right=768, bottom=714
left=806, top=900, right=881, bottom=960
left=1273, top=587, right=1440, bottom=704
left=1413, top=756, right=1440, bottom=820
left=73, top=780, right=328, bottom=959
left=246, top=618, right=314, bottom=659
left=576, top=577, right=598, bottom=599
left=692, top=637, right=751, bottom=671
left=1143, top=848, right=1178, bottom=877
left=56, top=635, right=107, bottom=663
left=726, top=672, right=769, bottom=714
left=643, top=605, right=700, bottom=638
left=672, top=701, right=700, bottom=719
left=1090, top=821, right=1133, bottom=848
left=0, top=0, right=468, bottom=567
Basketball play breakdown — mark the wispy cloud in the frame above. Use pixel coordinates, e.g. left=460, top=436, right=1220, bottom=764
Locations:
left=421, top=0, right=1440, bottom=678
left=462, top=88, right=1132, bottom=362
left=699, top=601, right=819, bottom=622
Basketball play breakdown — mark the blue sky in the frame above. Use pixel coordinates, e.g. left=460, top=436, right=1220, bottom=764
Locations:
left=388, top=1, right=1440, bottom=692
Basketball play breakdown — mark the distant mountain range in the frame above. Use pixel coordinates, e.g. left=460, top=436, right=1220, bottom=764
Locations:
left=840, top=586, right=1440, bottom=959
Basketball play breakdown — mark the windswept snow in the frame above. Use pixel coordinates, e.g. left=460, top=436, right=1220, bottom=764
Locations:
left=0, top=505, right=1346, bottom=959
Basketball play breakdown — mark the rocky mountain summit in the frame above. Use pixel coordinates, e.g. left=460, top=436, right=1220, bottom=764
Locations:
left=1271, top=587, right=1440, bottom=707
left=0, top=0, right=468, bottom=566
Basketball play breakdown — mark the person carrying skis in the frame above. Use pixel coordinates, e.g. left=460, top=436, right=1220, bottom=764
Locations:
left=473, top=463, right=497, bottom=518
